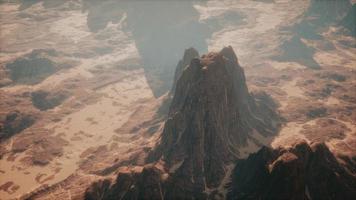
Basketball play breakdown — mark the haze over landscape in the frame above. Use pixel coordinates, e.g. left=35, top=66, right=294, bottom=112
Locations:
left=0, top=0, right=356, bottom=199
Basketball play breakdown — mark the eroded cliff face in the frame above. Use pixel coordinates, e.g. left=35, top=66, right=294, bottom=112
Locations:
left=153, top=46, right=280, bottom=192
left=227, top=141, right=356, bottom=200
left=84, top=47, right=355, bottom=200
left=85, top=47, right=281, bottom=199
left=85, top=165, right=165, bottom=200
left=171, top=47, right=199, bottom=94
left=84, top=142, right=356, bottom=200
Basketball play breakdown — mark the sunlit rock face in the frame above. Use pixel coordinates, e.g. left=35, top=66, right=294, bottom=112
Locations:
left=228, top=141, right=356, bottom=200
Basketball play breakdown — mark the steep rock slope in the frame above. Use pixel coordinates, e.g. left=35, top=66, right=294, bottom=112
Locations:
left=152, top=46, right=280, bottom=193
left=227, top=141, right=356, bottom=200
left=85, top=47, right=281, bottom=199
left=171, top=47, right=199, bottom=94
left=85, top=166, right=165, bottom=200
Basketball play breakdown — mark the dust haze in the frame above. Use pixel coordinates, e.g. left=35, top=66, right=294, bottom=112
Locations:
left=0, top=0, right=355, bottom=199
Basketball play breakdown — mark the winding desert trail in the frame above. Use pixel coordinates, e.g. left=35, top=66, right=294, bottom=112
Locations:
left=1, top=0, right=356, bottom=199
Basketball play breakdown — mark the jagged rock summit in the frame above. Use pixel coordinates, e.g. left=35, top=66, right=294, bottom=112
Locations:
left=85, top=47, right=281, bottom=199
left=84, top=47, right=356, bottom=199
left=151, top=46, right=280, bottom=196
left=171, top=47, right=199, bottom=94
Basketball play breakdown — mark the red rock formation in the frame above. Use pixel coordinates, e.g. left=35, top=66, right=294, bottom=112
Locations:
left=87, top=47, right=279, bottom=199
left=152, top=46, right=280, bottom=193
left=228, top=141, right=356, bottom=200
left=85, top=166, right=165, bottom=200
left=85, top=47, right=281, bottom=199
left=84, top=46, right=356, bottom=200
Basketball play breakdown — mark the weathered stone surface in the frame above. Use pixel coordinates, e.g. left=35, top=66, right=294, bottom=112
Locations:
left=171, top=47, right=199, bottom=94
left=228, top=141, right=356, bottom=200
left=85, top=165, right=164, bottom=200
left=85, top=47, right=281, bottom=199
left=147, top=47, right=280, bottom=197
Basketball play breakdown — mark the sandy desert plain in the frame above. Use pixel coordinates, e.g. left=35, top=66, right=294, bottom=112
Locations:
left=0, top=0, right=355, bottom=199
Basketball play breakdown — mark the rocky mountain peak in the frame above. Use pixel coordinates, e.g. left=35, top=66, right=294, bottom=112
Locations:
left=151, top=47, right=280, bottom=196
left=85, top=47, right=281, bottom=199
left=171, top=47, right=199, bottom=94
left=219, top=45, right=238, bottom=63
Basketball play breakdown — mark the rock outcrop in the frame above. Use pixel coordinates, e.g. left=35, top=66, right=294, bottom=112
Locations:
left=82, top=141, right=356, bottom=200
left=171, top=47, right=199, bottom=94
left=227, top=141, right=356, bottom=200
left=85, top=47, right=281, bottom=200
left=151, top=46, right=280, bottom=196
left=84, top=46, right=356, bottom=200
left=85, top=166, right=165, bottom=200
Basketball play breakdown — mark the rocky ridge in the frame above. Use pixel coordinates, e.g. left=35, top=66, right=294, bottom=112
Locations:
left=227, top=141, right=356, bottom=200
left=85, top=47, right=281, bottom=199
left=151, top=46, right=280, bottom=194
